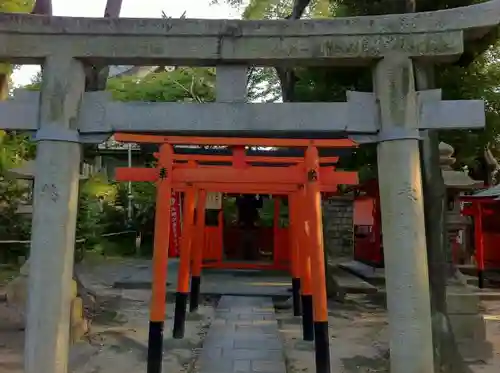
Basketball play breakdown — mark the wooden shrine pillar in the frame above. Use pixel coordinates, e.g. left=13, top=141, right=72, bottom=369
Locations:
left=173, top=187, right=197, bottom=338
left=305, top=146, right=330, bottom=373
left=147, top=144, right=174, bottom=373
left=288, top=193, right=302, bottom=317
left=190, top=188, right=207, bottom=312
left=474, top=203, right=485, bottom=288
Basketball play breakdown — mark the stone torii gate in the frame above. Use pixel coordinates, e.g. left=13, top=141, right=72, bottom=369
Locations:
left=0, top=1, right=499, bottom=372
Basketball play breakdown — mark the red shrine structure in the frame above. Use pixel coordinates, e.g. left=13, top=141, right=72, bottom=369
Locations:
left=461, top=183, right=500, bottom=284
left=114, top=134, right=359, bottom=272
left=353, top=142, right=483, bottom=268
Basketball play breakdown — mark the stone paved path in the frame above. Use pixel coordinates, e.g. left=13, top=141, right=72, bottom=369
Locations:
left=197, top=296, right=286, bottom=373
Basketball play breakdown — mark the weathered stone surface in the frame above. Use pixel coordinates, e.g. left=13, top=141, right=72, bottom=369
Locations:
left=322, top=197, right=354, bottom=260
left=445, top=285, right=493, bottom=361
left=449, top=313, right=487, bottom=341
left=5, top=276, right=28, bottom=316
left=22, top=56, right=87, bottom=373
left=0, top=1, right=499, bottom=37
left=197, top=296, right=285, bottom=373
left=2, top=0, right=500, bottom=65
left=447, top=289, right=481, bottom=315
left=375, top=54, right=434, bottom=373
left=322, top=197, right=354, bottom=299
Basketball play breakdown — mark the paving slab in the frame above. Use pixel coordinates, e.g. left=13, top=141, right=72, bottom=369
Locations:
left=329, top=265, right=378, bottom=294
left=339, top=260, right=386, bottom=285
left=112, top=260, right=377, bottom=297
left=197, top=296, right=286, bottom=373
left=113, top=261, right=291, bottom=297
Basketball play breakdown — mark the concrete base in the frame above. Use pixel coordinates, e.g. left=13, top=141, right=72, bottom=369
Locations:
left=447, top=285, right=493, bottom=361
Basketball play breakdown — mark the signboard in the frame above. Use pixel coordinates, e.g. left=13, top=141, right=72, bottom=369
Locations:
left=168, top=191, right=182, bottom=257
left=206, top=192, right=222, bottom=210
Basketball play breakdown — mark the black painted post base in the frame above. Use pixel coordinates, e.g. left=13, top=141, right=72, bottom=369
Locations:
left=172, top=292, right=188, bottom=339
left=189, top=276, right=201, bottom=312
left=478, top=269, right=485, bottom=289
left=292, top=278, right=302, bottom=317
left=147, top=320, right=164, bottom=373
left=314, top=321, right=331, bottom=373
left=301, top=294, right=314, bottom=341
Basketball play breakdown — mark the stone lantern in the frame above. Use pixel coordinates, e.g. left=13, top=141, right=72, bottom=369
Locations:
left=438, top=143, right=492, bottom=362
left=439, top=142, right=483, bottom=263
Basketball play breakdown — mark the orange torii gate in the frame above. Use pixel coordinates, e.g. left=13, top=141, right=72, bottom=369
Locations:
left=113, top=133, right=358, bottom=372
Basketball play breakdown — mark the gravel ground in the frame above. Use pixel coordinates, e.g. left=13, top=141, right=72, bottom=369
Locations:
left=276, top=294, right=500, bottom=373
left=0, top=259, right=217, bottom=373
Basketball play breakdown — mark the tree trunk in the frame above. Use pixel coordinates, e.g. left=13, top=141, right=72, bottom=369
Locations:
left=104, top=0, right=123, bottom=18
left=416, top=64, right=473, bottom=373
left=0, top=73, right=8, bottom=100
left=31, top=0, right=52, bottom=14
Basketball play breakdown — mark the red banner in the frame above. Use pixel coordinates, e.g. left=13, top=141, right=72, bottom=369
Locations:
left=168, top=191, right=182, bottom=257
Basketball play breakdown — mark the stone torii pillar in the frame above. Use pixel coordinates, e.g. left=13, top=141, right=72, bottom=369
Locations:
left=374, top=54, right=434, bottom=373
left=24, top=57, right=85, bottom=373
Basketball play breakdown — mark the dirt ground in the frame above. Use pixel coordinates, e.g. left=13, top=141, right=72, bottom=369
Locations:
left=276, top=294, right=500, bottom=373
left=0, top=259, right=216, bottom=373
left=2, top=259, right=500, bottom=373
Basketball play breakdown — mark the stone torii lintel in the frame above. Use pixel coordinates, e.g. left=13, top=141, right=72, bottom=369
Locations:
left=1, top=1, right=500, bottom=65
left=0, top=89, right=484, bottom=141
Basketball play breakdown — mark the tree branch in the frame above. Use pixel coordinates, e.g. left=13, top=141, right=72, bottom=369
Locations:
left=286, top=0, right=312, bottom=19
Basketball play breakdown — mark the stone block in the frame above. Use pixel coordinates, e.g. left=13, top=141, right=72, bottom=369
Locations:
left=457, top=339, right=493, bottom=362
left=199, top=359, right=233, bottom=373
left=234, top=338, right=282, bottom=350
left=233, top=360, right=251, bottom=372
left=446, top=292, right=480, bottom=315
left=222, top=348, right=282, bottom=360
left=5, top=275, right=28, bottom=310
left=252, top=360, right=286, bottom=372
left=449, top=313, right=487, bottom=341
left=19, top=260, right=30, bottom=275
left=203, top=347, right=223, bottom=359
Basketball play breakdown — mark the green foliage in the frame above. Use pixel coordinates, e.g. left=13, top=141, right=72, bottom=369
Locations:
left=0, top=178, right=31, bottom=240
left=114, top=180, right=156, bottom=234
left=216, top=0, right=332, bottom=19
left=105, top=67, right=217, bottom=238
left=0, top=0, right=34, bottom=12
left=77, top=176, right=117, bottom=245
left=0, top=0, right=35, bottom=81
left=437, top=47, right=500, bottom=166
left=336, top=0, right=484, bottom=15
left=243, top=0, right=294, bottom=19
left=248, top=67, right=281, bottom=102
left=107, top=67, right=216, bottom=103
left=0, top=132, right=36, bottom=172
left=329, top=0, right=500, bottom=171
left=0, top=132, right=36, bottom=261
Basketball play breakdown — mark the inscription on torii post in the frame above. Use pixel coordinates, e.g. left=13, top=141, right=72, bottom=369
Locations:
left=0, top=1, right=499, bottom=373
